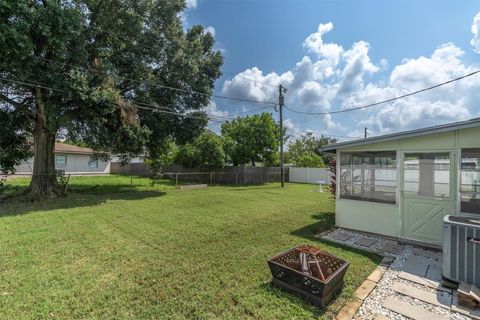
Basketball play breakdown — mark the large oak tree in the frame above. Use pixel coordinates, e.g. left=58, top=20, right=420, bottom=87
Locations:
left=0, top=0, right=222, bottom=196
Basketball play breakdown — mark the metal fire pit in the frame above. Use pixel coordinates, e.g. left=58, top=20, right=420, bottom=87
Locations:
left=267, top=244, right=349, bottom=307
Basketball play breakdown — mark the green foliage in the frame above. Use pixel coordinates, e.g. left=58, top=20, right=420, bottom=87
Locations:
left=221, top=113, right=280, bottom=167
left=175, top=130, right=225, bottom=169
left=175, top=143, right=199, bottom=168
left=0, top=0, right=222, bottom=187
left=0, top=110, right=32, bottom=173
left=286, top=132, right=337, bottom=167
left=0, top=177, right=380, bottom=319
left=146, top=139, right=178, bottom=175
left=294, top=154, right=325, bottom=168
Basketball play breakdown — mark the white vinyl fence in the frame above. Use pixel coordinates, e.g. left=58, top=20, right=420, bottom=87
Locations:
left=289, top=167, right=331, bottom=184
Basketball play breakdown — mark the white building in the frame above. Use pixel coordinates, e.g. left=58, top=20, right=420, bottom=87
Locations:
left=15, top=143, right=110, bottom=175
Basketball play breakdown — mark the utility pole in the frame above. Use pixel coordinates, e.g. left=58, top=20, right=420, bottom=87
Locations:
left=278, top=84, right=287, bottom=188
left=364, top=127, right=368, bottom=139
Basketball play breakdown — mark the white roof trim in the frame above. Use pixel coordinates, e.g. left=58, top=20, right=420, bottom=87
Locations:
left=321, top=117, right=480, bottom=152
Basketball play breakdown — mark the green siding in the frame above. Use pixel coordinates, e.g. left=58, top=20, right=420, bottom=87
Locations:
left=335, top=126, right=480, bottom=245
left=336, top=200, right=399, bottom=237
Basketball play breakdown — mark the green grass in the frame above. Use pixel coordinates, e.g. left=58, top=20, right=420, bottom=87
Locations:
left=0, top=176, right=380, bottom=319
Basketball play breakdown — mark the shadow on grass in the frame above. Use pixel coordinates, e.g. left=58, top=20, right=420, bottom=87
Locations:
left=259, top=282, right=324, bottom=317
left=291, top=212, right=336, bottom=241
left=0, top=190, right=166, bottom=217
left=290, top=212, right=381, bottom=259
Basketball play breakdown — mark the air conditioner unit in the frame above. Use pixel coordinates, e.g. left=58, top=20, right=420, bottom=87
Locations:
left=443, top=215, right=480, bottom=287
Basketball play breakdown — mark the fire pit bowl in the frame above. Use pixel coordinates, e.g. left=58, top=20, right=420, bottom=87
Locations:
left=267, top=244, right=349, bottom=307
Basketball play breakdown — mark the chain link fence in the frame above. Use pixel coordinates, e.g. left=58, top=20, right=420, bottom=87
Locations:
left=1, top=169, right=289, bottom=198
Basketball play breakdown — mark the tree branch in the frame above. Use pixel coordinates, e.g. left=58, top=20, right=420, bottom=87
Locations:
left=0, top=92, right=35, bottom=122
left=0, top=92, right=23, bottom=109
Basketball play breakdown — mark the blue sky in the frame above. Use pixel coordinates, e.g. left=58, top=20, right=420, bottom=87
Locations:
left=185, top=0, right=480, bottom=141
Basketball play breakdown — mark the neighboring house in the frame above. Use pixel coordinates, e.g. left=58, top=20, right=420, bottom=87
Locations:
left=15, top=143, right=110, bottom=175
left=321, top=117, right=480, bottom=246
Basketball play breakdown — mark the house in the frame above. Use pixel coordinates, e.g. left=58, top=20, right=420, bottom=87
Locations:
left=321, top=117, right=480, bottom=246
left=15, top=143, right=110, bottom=175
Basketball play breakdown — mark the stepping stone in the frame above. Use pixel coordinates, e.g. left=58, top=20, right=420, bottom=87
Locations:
left=425, top=265, right=443, bottom=282
left=381, top=243, right=404, bottom=255
left=451, top=292, right=480, bottom=320
left=403, top=255, right=431, bottom=277
left=355, top=237, right=377, bottom=247
left=392, top=282, right=451, bottom=309
left=329, top=232, right=352, bottom=242
left=412, top=247, right=441, bottom=260
left=398, top=271, right=452, bottom=293
left=380, top=256, right=395, bottom=267
left=382, top=296, right=449, bottom=320
left=355, top=279, right=377, bottom=300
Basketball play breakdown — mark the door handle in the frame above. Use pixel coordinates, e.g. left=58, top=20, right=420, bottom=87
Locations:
left=468, top=237, right=480, bottom=245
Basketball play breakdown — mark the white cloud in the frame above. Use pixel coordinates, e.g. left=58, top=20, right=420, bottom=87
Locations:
left=471, top=12, right=480, bottom=53
left=222, top=22, right=480, bottom=136
left=185, top=0, right=197, bottom=9
left=336, top=40, right=379, bottom=97
left=221, top=67, right=293, bottom=102
left=303, top=22, right=344, bottom=65
left=204, top=100, right=228, bottom=118
left=284, top=118, right=300, bottom=132
left=204, top=26, right=215, bottom=37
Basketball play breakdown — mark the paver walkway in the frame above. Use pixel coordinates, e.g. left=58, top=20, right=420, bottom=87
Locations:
left=318, top=228, right=480, bottom=320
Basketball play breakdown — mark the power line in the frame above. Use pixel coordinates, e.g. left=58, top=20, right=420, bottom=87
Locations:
left=0, top=76, right=357, bottom=142
left=284, top=69, right=480, bottom=115
left=0, top=76, right=272, bottom=124
left=285, top=127, right=361, bottom=140
left=33, top=56, right=277, bottom=106
left=0, top=77, right=65, bottom=93
left=222, top=72, right=278, bottom=89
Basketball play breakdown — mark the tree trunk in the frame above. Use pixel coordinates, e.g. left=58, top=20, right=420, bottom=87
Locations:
left=27, top=87, right=62, bottom=197
left=27, top=129, right=61, bottom=197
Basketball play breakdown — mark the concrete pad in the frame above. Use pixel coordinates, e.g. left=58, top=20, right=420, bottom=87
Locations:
left=451, top=292, right=480, bottom=320
left=380, top=256, right=395, bottom=267
left=382, top=296, right=449, bottom=320
left=329, top=233, right=353, bottom=242
left=381, top=243, right=404, bottom=255
left=403, top=255, right=430, bottom=277
left=392, top=282, right=451, bottom=309
left=355, top=237, right=377, bottom=247
left=355, top=279, right=377, bottom=301
left=412, top=247, right=441, bottom=260
left=425, top=265, right=443, bottom=282
left=335, top=297, right=363, bottom=320
left=367, top=266, right=387, bottom=283
left=398, top=271, right=452, bottom=293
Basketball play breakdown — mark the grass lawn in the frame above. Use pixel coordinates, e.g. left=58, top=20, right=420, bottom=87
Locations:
left=0, top=176, right=380, bottom=319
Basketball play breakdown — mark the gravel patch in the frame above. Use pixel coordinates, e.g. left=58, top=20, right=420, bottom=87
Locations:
left=321, top=229, right=471, bottom=320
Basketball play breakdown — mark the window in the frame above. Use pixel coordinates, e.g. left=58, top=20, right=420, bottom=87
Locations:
left=55, top=155, right=67, bottom=166
left=404, top=153, right=450, bottom=198
left=461, top=149, right=480, bottom=214
left=88, top=159, right=99, bottom=168
left=339, top=151, right=397, bottom=204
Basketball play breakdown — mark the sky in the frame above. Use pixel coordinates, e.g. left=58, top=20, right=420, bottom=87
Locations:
left=184, top=0, right=480, bottom=141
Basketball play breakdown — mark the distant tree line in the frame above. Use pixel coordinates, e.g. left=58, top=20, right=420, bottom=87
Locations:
left=153, top=113, right=337, bottom=170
